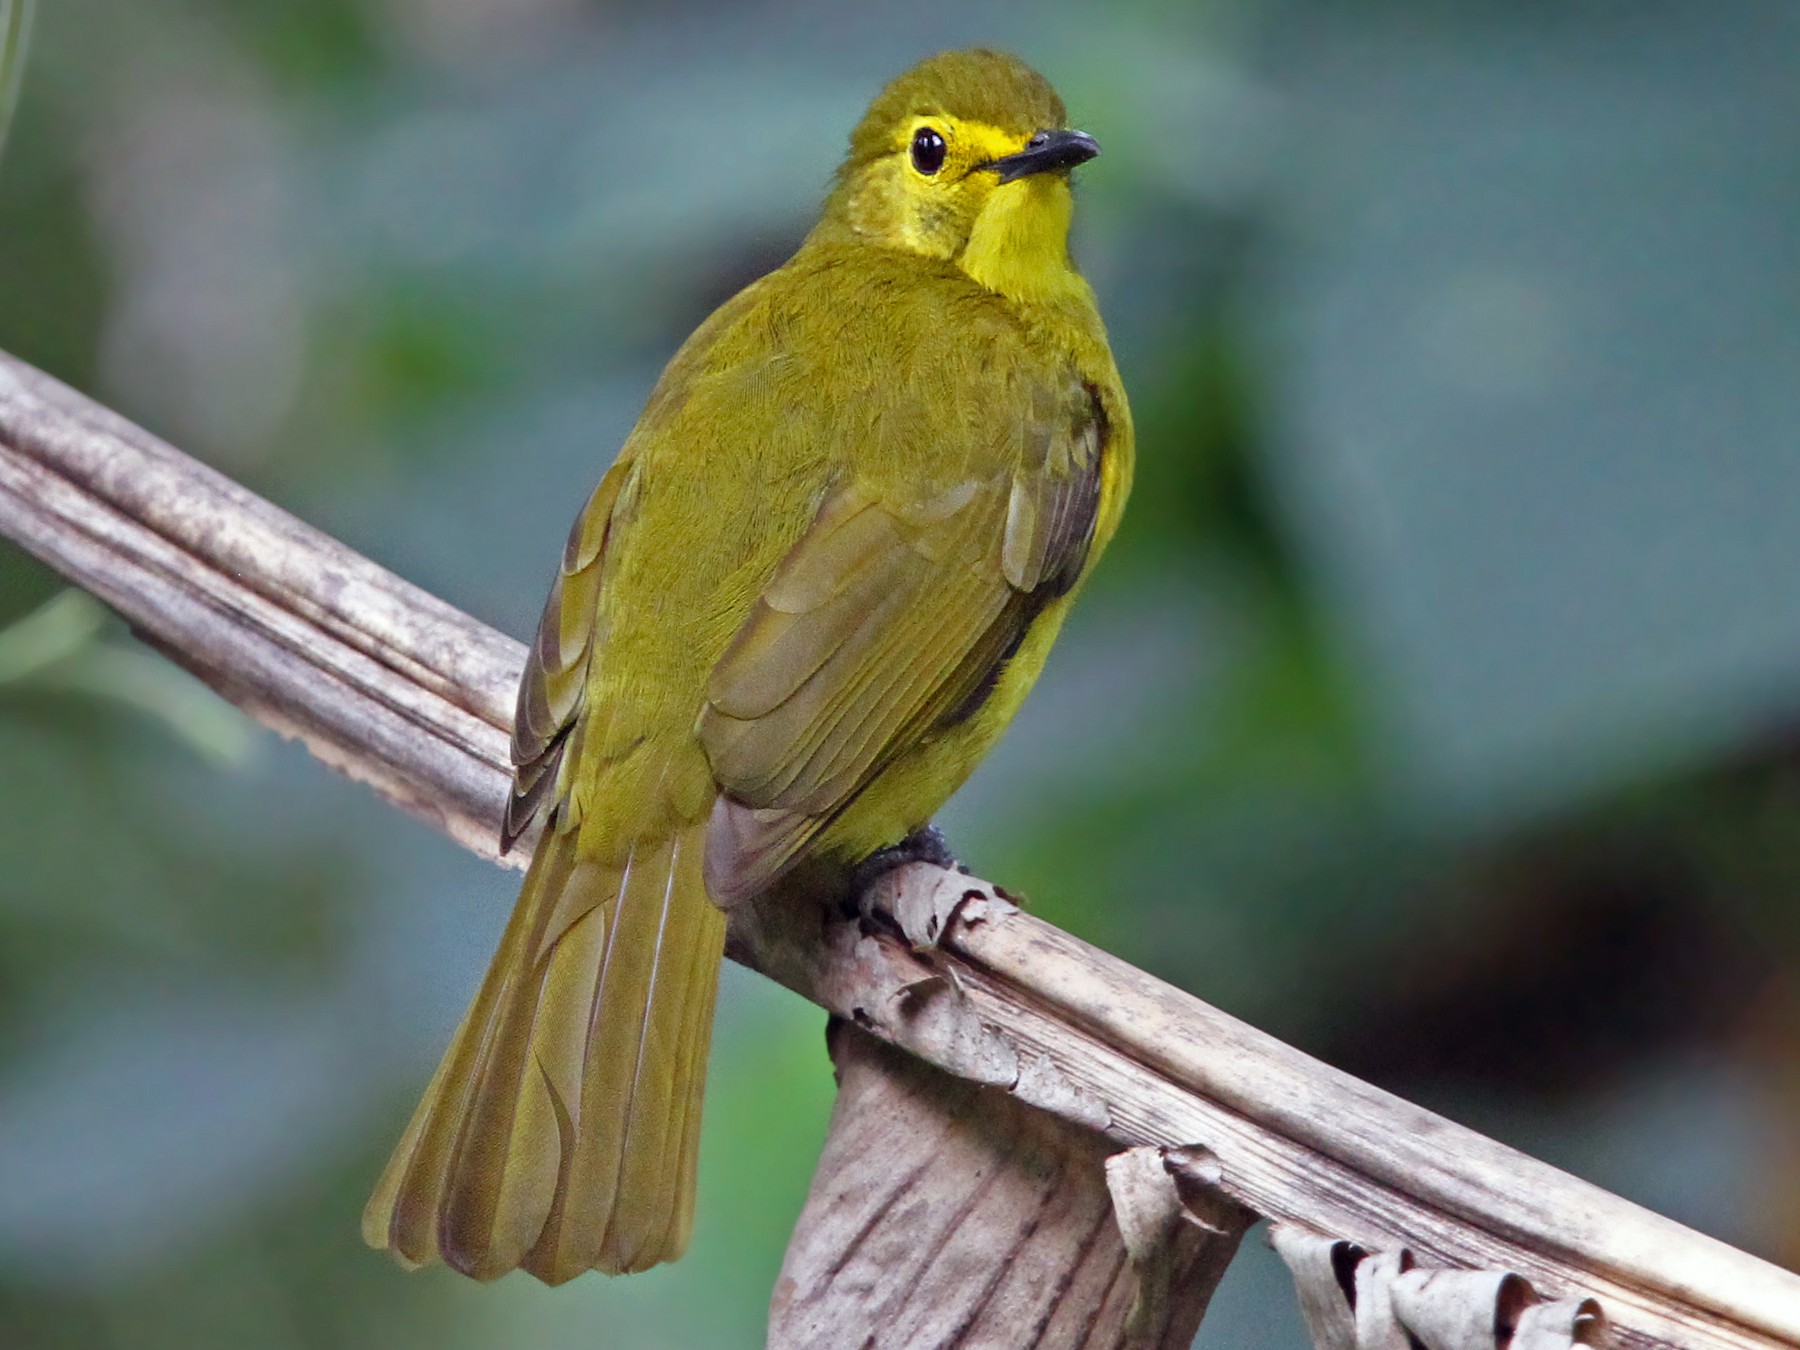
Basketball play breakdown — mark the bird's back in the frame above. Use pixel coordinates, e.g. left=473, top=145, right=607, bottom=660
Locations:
left=569, top=240, right=1126, bottom=867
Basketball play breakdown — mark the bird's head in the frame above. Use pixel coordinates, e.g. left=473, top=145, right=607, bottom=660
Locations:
left=819, top=49, right=1099, bottom=305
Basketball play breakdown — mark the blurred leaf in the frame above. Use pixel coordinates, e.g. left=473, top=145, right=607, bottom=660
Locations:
left=0, top=591, right=256, bottom=766
left=0, top=588, right=103, bottom=685
left=0, top=0, right=31, bottom=164
left=37, top=644, right=257, bottom=767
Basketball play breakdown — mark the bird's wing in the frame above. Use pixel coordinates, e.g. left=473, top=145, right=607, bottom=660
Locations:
left=503, top=457, right=633, bottom=852
left=698, top=403, right=1105, bottom=904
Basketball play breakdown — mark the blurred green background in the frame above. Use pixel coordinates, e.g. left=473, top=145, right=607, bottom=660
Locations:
left=3, top=1, right=1798, bottom=1346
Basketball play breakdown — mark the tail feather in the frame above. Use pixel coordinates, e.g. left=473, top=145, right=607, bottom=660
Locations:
left=362, top=831, right=578, bottom=1268
left=364, top=819, right=725, bottom=1283
left=529, top=830, right=689, bottom=1279
left=653, top=881, right=724, bottom=1261
left=599, top=829, right=720, bottom=1272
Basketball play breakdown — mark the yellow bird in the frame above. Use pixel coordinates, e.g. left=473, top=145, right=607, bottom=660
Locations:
left=364, top=47, right=1133, bottom=1285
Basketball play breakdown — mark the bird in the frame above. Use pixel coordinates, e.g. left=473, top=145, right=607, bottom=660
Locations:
left=363, top=46, right=1133, bottom=1286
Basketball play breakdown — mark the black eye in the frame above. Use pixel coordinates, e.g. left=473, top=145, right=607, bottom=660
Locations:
left=910, top=127, right=946, bottom=175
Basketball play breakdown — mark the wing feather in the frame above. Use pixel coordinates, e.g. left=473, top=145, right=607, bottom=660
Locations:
left=698, top=388, right=1105, bottom=902
left=503, top=459, right=633, bottom=852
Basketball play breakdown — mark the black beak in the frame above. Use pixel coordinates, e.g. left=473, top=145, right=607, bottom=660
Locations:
left=984, top=128, right=1101, bottom=184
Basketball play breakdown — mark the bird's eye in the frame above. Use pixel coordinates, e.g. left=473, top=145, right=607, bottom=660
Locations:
left=910, top=127, right=947, bottom=175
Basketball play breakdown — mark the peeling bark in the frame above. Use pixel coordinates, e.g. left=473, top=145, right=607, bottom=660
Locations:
left=769, top=1025, right=1246, bottom=1349
left=1272, top=1224, right=1614, bottom=1350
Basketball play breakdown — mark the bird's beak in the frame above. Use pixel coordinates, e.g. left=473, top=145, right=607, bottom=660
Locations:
left=983, top=128, right=1100, bottom=184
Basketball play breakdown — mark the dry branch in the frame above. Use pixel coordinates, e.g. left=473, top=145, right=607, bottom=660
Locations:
left=2, top=349, right=1797, bottom=1348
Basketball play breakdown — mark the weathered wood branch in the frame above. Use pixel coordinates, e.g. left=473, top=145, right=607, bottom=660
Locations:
left=2, top=349, right=1796, bottom=1348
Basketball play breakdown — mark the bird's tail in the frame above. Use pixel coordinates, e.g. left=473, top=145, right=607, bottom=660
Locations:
left=363, top=819, right=725, bottom=1284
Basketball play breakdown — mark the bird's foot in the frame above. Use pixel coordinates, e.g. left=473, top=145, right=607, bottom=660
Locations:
left=847, top=825, right=963, bottom=918
left=847, top=826, right=1021, bottom=950
left=850, top=823, right=960, bottom=891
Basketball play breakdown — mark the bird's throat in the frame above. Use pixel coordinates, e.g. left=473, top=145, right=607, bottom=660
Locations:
left=958, top=176, right=1089, bottom=308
